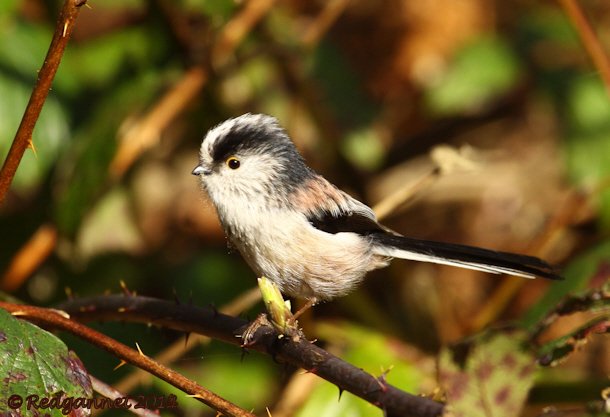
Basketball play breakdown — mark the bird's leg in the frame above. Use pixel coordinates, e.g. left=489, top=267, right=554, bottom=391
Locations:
left=289, top=297, right=317, bottom=323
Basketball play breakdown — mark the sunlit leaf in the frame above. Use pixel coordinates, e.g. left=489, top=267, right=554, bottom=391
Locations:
left=425, top=37, right=521, bottom=115
left=295, top=379, right=379, bottom=417
left=0, top=23, right=51, bottom=83
left=157, top=353, right=276, bottom=413
left=0, top=309, right=92, bottom=416
left=62, top=28, right=168, bottom=95
left=562, top=77, right=610, bottom=230
left=76, top=187, right=145, bottom=260
left=0, top=0, right=20, bottom=19
left=341, top=127, right=385, bottom=171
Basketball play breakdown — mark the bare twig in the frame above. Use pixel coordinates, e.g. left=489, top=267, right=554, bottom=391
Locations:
left=110, top=67, right=208, bottom=177
left=557, top=0, right=610, bottom=96
left=301, top=0, right=351, bottom=48
left=0, top=0, right=87, bottom=203
left=0, top=302, right=256, bottom=417
left=270, top=372, right=320, bottom=417
left=372, top=167, right=440, bottom=221
left=211, top=0, right=277, bottom=68
left=1, top=224, right=58, bottom=292
left=57, top=294, right=445, bottom=417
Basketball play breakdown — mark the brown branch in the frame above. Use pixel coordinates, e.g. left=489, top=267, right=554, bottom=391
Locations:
left=0, top=302, right=256, bottom=417
left=211, top=0, right=277, bottom=68
left=0, top=0, right=86, bottom=204
left=109, top=67, right=208, bottom=178
left=301, top=0, right=351, bottom=48
left=557, top=0, right=610, bottom=96
left=1, top=224, right=58, bottom=292
left=56, top=294, right=445, bottom=417
left=112, top=287, right=260, bottom=395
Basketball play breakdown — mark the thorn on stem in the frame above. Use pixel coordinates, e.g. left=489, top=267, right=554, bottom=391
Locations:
left=119, top=280, right=134, bottom=296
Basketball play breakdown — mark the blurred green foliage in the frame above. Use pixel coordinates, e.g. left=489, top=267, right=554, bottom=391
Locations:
left=425, top=37, right=522, bottom=115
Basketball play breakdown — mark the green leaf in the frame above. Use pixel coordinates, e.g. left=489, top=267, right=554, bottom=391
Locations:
left=341, top=127, right=385, bottom=171
left=0, top=23, right=52, bottom=83
left=563, top=77, right=610, bottom=229
left=295, top=379, right=378, bottom=417
left=157, top=351, right=276, bottom=413
left=425, top=36, right=521, bottom=115
left=439, top=331, right=536, bottom=417
left=0, top=309, right=92, bottom=416
left=61, top=27, right=168, bottom=95
left=0, top=0, right=19, bottom=18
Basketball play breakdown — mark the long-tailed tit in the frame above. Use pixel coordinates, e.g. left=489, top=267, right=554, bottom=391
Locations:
left=192, top=114, right=560, bottom=306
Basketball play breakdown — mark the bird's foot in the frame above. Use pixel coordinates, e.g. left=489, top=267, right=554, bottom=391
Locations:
left=240, top=312, right=273, bottom=347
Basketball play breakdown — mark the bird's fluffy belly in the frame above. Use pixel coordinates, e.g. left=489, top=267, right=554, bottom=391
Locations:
left=231, top=218, right=386, bottom=300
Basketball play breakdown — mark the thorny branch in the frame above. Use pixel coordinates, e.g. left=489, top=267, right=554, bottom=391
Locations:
left=557, top=0, right=610, bottom=96
left=0, top=302, right=256, bottom=417
left=0, top=0, right=87, bottom=204
left=56, top=294, right=445, bottom=417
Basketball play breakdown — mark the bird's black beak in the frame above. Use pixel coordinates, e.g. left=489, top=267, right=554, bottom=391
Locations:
left=192, top=164, right=210, bottom=176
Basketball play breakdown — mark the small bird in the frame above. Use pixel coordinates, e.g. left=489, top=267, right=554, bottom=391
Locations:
left=192, top=113, right=560, bottom=307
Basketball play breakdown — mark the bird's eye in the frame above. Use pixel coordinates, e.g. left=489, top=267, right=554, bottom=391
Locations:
left=226, top=157, right=240, bottom=170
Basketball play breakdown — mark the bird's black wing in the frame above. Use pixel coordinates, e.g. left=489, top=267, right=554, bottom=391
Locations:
left=307, top=209, right=386, bottom=235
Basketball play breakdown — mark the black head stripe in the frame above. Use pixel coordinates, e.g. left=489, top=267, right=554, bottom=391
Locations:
left=210, top=114, right=291, bottom=162
left=207, top=114, right=316, bottom=194
left=211, top=126, right=264, bottom=162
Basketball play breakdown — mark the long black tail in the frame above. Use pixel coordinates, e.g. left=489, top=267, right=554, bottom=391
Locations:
left=371, top=233, right=561, bottom=280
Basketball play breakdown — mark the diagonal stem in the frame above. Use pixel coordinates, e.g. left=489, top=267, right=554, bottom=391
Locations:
left=0, top=302, right=256, bottom=417
left=0, top=0, right=87, bottom=203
